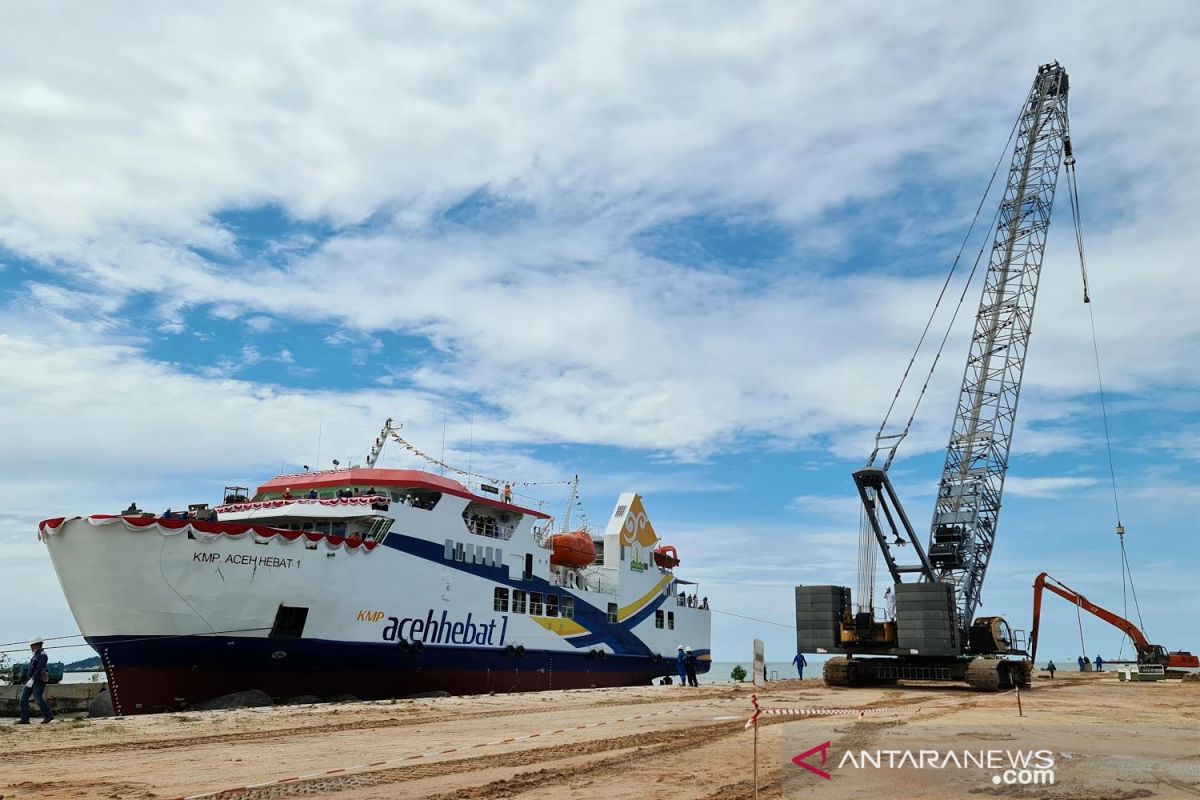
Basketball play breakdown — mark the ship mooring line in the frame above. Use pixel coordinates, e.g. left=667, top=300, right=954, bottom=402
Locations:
left=0, top=627, right=272, bottom=656
left=709, top=609, right=793, bottom=629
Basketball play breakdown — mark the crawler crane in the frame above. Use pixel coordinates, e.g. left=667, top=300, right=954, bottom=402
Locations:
left=796, top=63, right=1083, bottom=690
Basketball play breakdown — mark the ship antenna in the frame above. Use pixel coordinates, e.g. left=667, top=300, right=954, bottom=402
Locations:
left=315, top=418, right=323, bottom=471
left=440, top=413, right=447, bottom=476
left=561, top=475, right=579, bottom=533
left=466, top=414, right=474, bottom=490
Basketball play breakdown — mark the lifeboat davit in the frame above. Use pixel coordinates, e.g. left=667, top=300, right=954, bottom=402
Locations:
left=653, top=545, right=680, bottom=569
left=549, top=530, right=596, bottom=568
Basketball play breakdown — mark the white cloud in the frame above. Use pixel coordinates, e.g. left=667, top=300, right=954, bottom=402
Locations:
left=1004, top=476, right=1100, bottom=499
left=0, top=3, right=1198, bottom=655
left=0, top=3, right=1196, bottom=460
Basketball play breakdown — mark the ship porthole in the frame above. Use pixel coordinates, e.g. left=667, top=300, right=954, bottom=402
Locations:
left=515, top=645, right=526, bottom=658
left=397, top=639, right=412, bottom=653
left=271, top=651, right=287, bottom=660
left=506, top=644, right=517, bottom=656
left=411, top=639, right=424, bottom=653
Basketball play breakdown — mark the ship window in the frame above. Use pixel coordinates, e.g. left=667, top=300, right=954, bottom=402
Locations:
left=364, top=517, right=393, bottom=542
left=524, top=553, right=533, bottom=580
left=546, top=594, right=559, bottom=617
left=668, top=611, right=675, bottom=630
left=512, top=590, right=527, bottom=614
left=561, top=596, right=574, bottom=620
left=454, top=543, right=466, bottom=562
left=444, top=539, right=454, bottom=560
left=494, top=588, right=509, bottom=613
left=614, top=505, right=627, bottom=518
left=529, top=592, right=544, bottom=616
left=607, top=603, right=618, bottom=624
left=655, top=610, right=664, bottom=629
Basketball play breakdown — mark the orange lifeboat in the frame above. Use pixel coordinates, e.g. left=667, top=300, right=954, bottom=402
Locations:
left=653, top=545, right=680, bottom=569
left=549, top=530, right=596, bottom=568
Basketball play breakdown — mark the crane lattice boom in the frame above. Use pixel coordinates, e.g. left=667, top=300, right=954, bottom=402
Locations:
left=928, top=63, right=1071, bottom=628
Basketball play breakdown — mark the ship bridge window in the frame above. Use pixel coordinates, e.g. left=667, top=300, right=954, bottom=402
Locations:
left=655, top=610, right=664, bottom=629
left=494, top=587, right=509, bottom=612
left=607, top=602, right=618, bottom=624
left=512, top=589, right=527, bottom=614
left=462, top=502, right=520, bottom=541
left=386, top=489, right=441, bottom=510
left=529, top=592, right=544, bottom=616
left=561, top=596, right=574, bottom=620
left=667, top=611, right=675, bottom=630
left=546, top=594, right=559, bottom=617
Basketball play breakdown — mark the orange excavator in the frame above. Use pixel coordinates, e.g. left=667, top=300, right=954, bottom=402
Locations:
left=1029, top=572, right=1198, bottom=672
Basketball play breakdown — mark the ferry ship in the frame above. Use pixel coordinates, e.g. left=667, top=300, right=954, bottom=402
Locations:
left=38, top=437, right=711, bottom=714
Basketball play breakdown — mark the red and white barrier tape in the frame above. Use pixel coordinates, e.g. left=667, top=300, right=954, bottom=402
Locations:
left=744, top=693, right=918, bottom=729
left=179, top=699, right=740, bottom=800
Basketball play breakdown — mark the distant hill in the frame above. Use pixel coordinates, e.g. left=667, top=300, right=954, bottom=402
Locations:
left=63, top=655, right=102, bottom=672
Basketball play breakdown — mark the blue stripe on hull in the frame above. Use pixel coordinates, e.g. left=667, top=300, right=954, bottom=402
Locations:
left=380, top=533, right=677, bottom=656
left=88, top=635, right=711, bottom=715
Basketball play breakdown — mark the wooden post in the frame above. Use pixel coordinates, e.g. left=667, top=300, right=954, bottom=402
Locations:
left=753, top=721, right=759, bottom=800
left=749, top=693, right=761, bottom=800
left=1015, top=684, right=1023, bottom=717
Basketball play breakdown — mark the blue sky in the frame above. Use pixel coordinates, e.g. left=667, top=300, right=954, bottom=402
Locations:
left=1, top=2, right=1197, bottom=665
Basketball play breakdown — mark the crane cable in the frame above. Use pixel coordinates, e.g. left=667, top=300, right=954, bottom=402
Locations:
left=868, top=107, right=1022, bottom=470
left=1065, top=142, right=1145, bottom=660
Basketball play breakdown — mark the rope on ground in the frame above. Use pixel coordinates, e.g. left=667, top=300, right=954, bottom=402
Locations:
left=744, top=693, right=924, bottom=729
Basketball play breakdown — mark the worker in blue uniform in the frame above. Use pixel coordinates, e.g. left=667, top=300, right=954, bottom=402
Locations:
left=1095, top=654, right=1104, bottom=672
left=676, top=645, right=687, bottom=686
left=18, top=637, right=54, bottom=725
left=793, top=652, right=807, bottom=679
left=1077, top=655, right=1085, bottom=671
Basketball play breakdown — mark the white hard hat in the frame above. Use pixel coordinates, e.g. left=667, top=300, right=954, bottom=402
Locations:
left=29, top=637, right=43, bottom=646
left=685, top=646, right=693, bottom=653
left=677, top=644, right=684, bottom=650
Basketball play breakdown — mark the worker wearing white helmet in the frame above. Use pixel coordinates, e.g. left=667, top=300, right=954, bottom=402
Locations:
left=18, top=637, right=54, bottom=724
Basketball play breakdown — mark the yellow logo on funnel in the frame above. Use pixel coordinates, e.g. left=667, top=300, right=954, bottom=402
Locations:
left=620, top=495, right=659, bottom=548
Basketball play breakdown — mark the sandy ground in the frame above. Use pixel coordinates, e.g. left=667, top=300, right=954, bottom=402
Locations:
left=0, top=672, right=1196, bottom=800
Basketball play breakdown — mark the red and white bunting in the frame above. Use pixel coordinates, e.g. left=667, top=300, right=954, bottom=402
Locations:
left=37, top=515, right=379, bottom=552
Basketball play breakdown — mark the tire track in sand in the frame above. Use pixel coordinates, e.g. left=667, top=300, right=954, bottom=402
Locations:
left=0, top=691, right=740, bottom=764
left=197, top=719, right=748, bottom=799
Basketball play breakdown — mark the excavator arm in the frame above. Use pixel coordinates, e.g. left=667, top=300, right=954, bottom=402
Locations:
left=1029, top=572, right=1150, bottom=663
